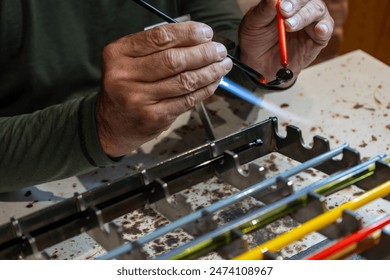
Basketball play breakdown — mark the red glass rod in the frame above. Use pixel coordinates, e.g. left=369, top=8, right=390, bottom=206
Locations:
left=276, top=0, right=288, bottom=67
left=307, top=214, right=390, bottom=260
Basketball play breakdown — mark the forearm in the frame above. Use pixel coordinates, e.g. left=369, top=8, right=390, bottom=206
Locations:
left=0, top=93, right=116, bottom=193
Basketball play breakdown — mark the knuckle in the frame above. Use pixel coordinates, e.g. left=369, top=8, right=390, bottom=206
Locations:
left=185, top=21, right=200, bottom=36
left=134, top=108, right=158, bottom=129
left=124, top=93, right=143, bottom=108
left=102, top=58, right=131, bottom=85
left=201, top=42, right=218, bottom=61
left=209, top=63, right=224, bottom=81
left=141, top=110, right=159, bottom=125
left=179, top=72, right=199, bottom=92
left=184, top=21, right=213, bottom=41
left=162, top=49, right=182, bottom=73
left=144, top=113, right=172, bottom=133
left=102, top=43, right=118, bottom=60
left=138, top=106, right=173, bottom=127
left=103, top=69, right=123, bottom=92
left=298, top=6, right=312, bottom=26
left=305, top=1, right=327, bottom=21
left=148, top=25, right=173, bottom=48
left=203, top=84, right=217, bottom=98
left=183, top=93, right=198, bottom=108
left=198, top=45, right=209, bottom=62
left=313, top=0, right=327, bottom=16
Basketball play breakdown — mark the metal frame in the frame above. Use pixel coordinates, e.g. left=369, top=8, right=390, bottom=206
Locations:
left=0, top=117, right=389, bottom=260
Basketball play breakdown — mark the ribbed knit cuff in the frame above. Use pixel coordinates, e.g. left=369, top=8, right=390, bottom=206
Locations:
left=78, top=92, right=122, bottom=167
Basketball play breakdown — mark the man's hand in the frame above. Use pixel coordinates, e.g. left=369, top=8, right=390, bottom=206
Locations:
left=96, top=21, right=233, bottom=157
left=239, top=0, right=334, bottom=84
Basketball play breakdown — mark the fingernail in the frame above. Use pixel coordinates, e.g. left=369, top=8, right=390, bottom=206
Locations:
left=222, top=58, right=233, bottom=71
left=281, top=1, right=293, bottom=13
left=318, top=23, right=329, bottom=34
left=202, top=26, right=213, bottom=39
left=215, top=43, right=227, bottom=58
left=286, top=17, right=298, bottom=28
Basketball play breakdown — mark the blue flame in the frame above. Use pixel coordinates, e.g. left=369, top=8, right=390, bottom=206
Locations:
left=219, top=77, right=263, bottom=106
left=219, top=76, right=308, bottom=124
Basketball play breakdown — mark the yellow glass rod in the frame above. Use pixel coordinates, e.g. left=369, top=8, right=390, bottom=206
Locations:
left=234, top=180, right=390, bottom=260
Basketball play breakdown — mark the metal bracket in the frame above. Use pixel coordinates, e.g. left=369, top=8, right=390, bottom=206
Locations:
left=150, top=193, right=193, bottom=223
left=87, top=206, right=127, bottom=253
left=263, top=250, right=284, bottom=260
left=291, top=191, right=327, bottom=222
left=10, top=217, right=23, bottom=238
left=123, top=240, right=148, bottom=260
left=356, top=160, right=390, bottom=199
left=10, top=217, right=49, bottom=260
left=23, top=234, right=49, bottom=260
left=216, top=229, right=249, bottom=259
left=319, top=209, right=362, bottom=240
left=361, top=227, right=390, bottom=260
left=186, top=209, right=218, bottom=237
left=215, top=150, right=266, bottom=190
left=255, top=177, right=294, bottom=204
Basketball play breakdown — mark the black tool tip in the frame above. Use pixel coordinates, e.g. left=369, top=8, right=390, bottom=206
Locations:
left=276, top=68, right=293, bottom=82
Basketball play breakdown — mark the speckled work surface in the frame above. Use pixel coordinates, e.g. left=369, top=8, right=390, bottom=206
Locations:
left=0, top=50, right=389, bottom=260
left=255, top=50, right=390, bottom=159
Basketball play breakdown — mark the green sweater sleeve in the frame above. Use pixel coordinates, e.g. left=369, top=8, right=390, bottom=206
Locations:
left=0, top=93, right=117, bottom=192
left=0, top=0, right=258, bottom=193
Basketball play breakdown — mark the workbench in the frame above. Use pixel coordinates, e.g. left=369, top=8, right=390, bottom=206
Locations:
left=0, top=50, right=389, bottom=260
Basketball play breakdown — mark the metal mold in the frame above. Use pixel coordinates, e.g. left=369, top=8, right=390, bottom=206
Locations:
left=0, top=117, right=389, bottom=260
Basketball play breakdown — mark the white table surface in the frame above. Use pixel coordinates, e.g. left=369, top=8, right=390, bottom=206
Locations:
left=0, top=50, right=389, bottom=259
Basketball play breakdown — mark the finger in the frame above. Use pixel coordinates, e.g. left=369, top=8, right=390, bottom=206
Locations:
left=282, top=0, right=328, bottom=31
left=304, top=17, right=335, bottom=45
left=279, top=0, right=310, bottom=17
left=128, top=42, right=228, bottom=81
left=154, top=80, right=222, bottom=118
left=114, top=21, right=214, bottom=57
left=133, top=58, right=233, bottom=102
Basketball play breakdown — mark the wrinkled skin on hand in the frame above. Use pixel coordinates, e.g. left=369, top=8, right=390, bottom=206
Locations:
left=96, top=21, right=233, bottom=157
left=239, top=0, right=335, bottom=86
left=97, top=1, right=334, bottom=157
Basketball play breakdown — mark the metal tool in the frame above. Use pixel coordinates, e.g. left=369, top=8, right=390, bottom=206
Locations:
left=1, top=117, right=389, bottom=260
